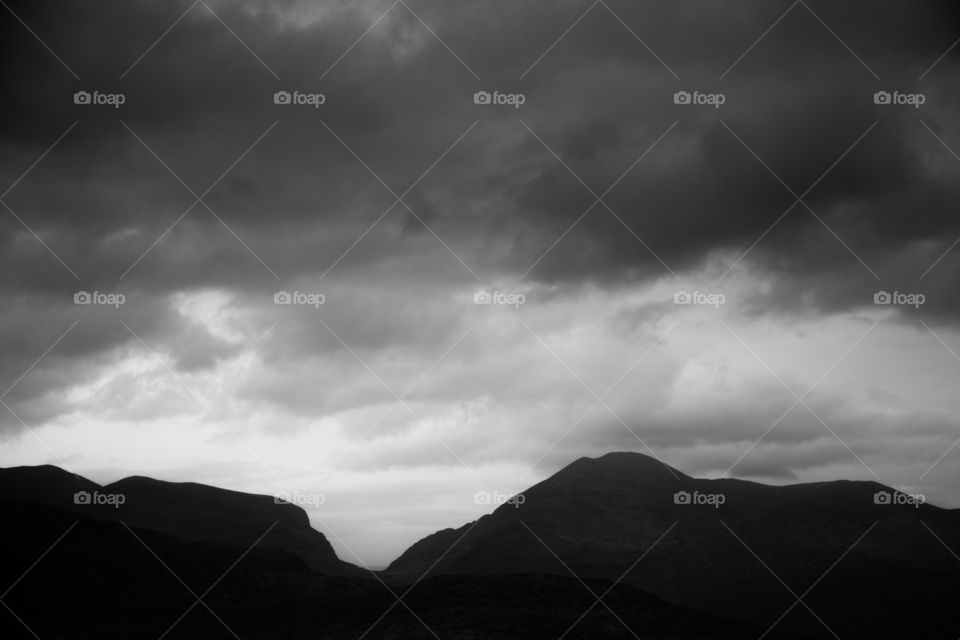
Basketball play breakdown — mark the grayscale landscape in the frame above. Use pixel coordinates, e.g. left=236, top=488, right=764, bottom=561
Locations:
left=1, top=1, right=959, bottom=638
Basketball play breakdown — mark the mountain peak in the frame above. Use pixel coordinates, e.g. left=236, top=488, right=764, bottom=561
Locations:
left=387, top=450, right=960, bottom=638
left=576, top=450, right=683, bottom=471
left=541, top=450, right=688, bottom=492
left=0, top=464, right=100, bottom=507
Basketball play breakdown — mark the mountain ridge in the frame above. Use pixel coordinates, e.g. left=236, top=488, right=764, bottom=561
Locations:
left=0, top=464, right=363, bottom=576
left=4, top=452, right=959, bottom=638
left=384, top=451, right=960, bottom=639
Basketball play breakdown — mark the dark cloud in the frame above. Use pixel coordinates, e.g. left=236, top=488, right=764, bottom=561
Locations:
left=1, top=0, right=959, bottom=448
left=5, top=1, right=960, bottom=567
left=3, top=0, right=960, bottom=314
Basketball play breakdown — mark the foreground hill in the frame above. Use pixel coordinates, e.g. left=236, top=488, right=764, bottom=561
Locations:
left=386, top=452, right=960, bottom=639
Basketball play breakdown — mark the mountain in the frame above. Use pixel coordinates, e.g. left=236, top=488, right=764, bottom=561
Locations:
left=103, top=475, right=361, bottom=576
left=0, top=501, right=796, bottom=640
left=3, top=456, right=957, bottom=639
left=0, top=461, right=805, bottom=639
left=0, top=465, right=362, bottom=576
left=0, top=463, right=100, bottom=505
left=386, top=452, right=960, bottom=639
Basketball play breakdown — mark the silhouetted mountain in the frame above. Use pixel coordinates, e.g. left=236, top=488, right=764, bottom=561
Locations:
left=3, top=457, right=957, bottom=639
left=0, top=464, right=100, bottom=505
left=0, top=462, right=803, bottom=639
left=104, top=475, right=361, bottom=576
left=387, top=452, right=960, bottom=639
left=0, top=501, right=363, bottom=640
left=0, top=464, right=362, bottom=576
left=0, top=501, right=794, bottom=639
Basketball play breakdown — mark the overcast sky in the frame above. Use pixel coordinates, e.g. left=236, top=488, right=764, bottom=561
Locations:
left=1, top=0, right=959, bottom=567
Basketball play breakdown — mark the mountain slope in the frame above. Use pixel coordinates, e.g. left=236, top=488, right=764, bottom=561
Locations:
left=104, top=475, right=361, bottom=575
left=0, top=491, right=800, bottom=639
left=0, top=465, right=362, bottom=576
left=0, top=464, right=100, bottom=505
left=386, top=452, right=960, bottom=639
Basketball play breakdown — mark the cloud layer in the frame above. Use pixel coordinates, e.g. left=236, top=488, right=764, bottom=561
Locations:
left=2, top=0, right=959, bottom=564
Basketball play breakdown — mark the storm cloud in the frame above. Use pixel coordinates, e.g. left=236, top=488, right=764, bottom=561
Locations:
left=2, top=0, right=959, bottom=565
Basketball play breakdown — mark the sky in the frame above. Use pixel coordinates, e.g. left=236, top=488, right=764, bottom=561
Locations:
left=1, top=0, right=959, bottom=568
